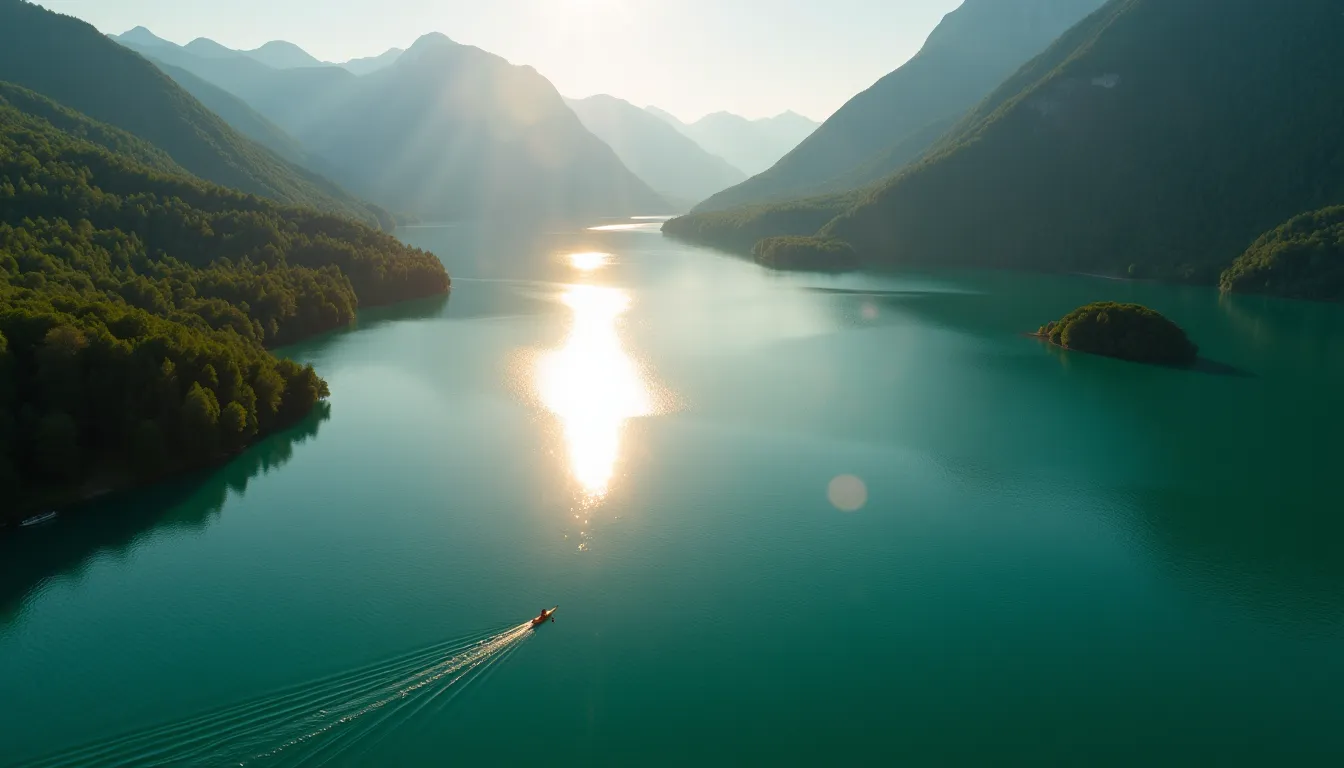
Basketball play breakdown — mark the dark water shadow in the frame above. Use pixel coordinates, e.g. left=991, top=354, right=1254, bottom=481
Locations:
left=1026, top=335, right=1256, bottom=378
left=802, top=287, right=939, bottom=298
left=353, top=294, right=452, bottom=332
left=1187, top=356, right=1255, bottom=378
left=814, top=281, right=1257, bottom=378
left=0, top=404, right=331, bottom=628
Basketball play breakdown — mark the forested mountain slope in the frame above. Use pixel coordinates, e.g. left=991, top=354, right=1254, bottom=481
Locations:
left=823, top=0, right=1344, bottom=282
left=1, top=0, right=388, bottom=228
left=693, top=0, right=1106, bottom=212
left=0, top=84, right=448, bottom=517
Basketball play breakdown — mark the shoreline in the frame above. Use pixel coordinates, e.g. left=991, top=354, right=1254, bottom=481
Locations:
left=2, top=430, right=288, bottom=535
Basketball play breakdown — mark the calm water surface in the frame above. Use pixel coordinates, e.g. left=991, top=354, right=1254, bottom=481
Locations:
left=3, top=221, right=1344, bottom=765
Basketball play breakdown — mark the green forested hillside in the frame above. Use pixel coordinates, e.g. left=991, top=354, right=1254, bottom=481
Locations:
left=823, top=0, right=1344, bottom=280
left=1220, top=207, right=1344, bottom=301
left=153, top=61, right=310, bottom=166
left=661, top=195, right=857, bottom=254
left=0, top=86, right=449, bottom=517
left=0, top=0, right=388, bottom=228
left=692, top=0, right=1105, bottom=212
left=671, top=0, right=1344, bottom=288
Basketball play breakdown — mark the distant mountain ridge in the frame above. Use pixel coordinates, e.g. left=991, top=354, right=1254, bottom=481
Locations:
left=821, top=0, right=1344, bottom=282
left=692, top=0, right=1107, bottom=213
left=668, top=0, right=1344, bottom=294
left=567, top=94, right=745, bottom=208
left=1, top=1, right=389, bottom=227
left=245, top=40, right=325, bottom=69
left=110, top=28, right=405, bottom=75
left=341, top=48, right=404, bottom=75
left=648, top=108, right=819, bottom=178
left=116, top=29, right=668, bottom=222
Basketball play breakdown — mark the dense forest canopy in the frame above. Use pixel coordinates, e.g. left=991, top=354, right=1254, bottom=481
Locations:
left=661, top=196, right=857, bottom=255
left=1040, top=302, right=1198, bottom=365
left=0, top=0, right=390, bottom=229
left=751, top=237, right=859, bottom=272
left=1220, top=207, right=1344, bottom=302
left=0, top=82, right=449, bottom=519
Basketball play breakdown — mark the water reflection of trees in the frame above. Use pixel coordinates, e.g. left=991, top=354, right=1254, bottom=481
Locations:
left=0, top=404, right=330, bottom=626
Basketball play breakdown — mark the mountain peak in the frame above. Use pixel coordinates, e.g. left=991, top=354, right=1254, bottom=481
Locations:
left=408, top=32, right=457, bottom=51
left=339, top=47, right=404, bottom=76
left=117, top=26, right=174, bottom=47
left=183, top=37, right=239, bottom=59
left=245, top=40, right=325, bottom=69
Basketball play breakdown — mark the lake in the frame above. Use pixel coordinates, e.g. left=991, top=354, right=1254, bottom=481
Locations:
left=3, top=220, right=1343, bottom=765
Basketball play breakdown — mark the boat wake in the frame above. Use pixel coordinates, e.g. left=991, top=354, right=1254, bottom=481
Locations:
left=21, top=622, right=537, bottom=767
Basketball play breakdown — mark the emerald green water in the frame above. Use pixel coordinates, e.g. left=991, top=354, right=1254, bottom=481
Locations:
left=3, top=221, right=1344, bottom=765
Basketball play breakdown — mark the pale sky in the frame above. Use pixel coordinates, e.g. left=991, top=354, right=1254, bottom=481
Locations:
left=35, top=0, right=963, bottom=121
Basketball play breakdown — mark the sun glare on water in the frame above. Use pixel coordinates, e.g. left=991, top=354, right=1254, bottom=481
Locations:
left=568, top=251, right=611, bottom=271
left=535, top=282, right=659, bottom=504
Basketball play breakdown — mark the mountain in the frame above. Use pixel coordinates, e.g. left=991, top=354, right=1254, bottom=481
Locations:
left=183, top=37, right=239, bottom=59
left=244, top=40, right=325, bottom=69
left=566, top=94, right=745, bottom=207
left=116, top=25, right=174, bottom=48
left=693, top=0, right=1107, bottom=212
left=2, top=2, right=388, bottom=227
left=122, top=31, right=667, bottom=222
left=113, top=29, right=394, bottom=75
left=817, top=0, right=1344, bottom=281
left=152, top=60, right=309, bottom=164
left=680, top=111, right=819, bottom=178
left=115, top=33, right=353, bottom=115
left=340, top=48, right=404, bottom=75
left=0, top=82, right=448, bottom=515
left=644, top=106, right=685, bottom=129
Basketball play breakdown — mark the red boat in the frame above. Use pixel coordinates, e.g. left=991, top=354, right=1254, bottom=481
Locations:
left=531, top=607, right=558, bottom=627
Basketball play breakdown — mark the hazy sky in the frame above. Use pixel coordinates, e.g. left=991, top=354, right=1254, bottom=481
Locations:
left=35, top=0, right=963, bottom=121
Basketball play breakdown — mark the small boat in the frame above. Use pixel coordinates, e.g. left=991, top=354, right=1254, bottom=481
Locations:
left=20, top=511, right=58, bottom=528
left=531, top=607, right=558, bottom=627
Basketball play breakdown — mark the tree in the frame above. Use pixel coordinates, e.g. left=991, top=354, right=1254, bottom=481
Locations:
left=129, top=419, right=168, bottom=478
left=35, top=410, right=81, bottom=482
left=181, top=382, right=220, bottom=461
left=0, top=78, right=422, bottom=509
left=219, top=401, right=249, bottom=451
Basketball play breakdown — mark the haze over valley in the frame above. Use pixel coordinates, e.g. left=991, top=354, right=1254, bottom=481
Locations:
left=3, top=1, right=1343, bottom=765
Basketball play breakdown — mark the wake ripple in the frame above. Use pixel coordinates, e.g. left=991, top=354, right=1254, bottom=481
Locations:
left=20, top=622, right=537, bottom=768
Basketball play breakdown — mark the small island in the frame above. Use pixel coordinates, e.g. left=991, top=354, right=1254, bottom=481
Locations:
left=1036, top=302, right=1198, bottom=365
left=751, top=236, right=860, bottom=272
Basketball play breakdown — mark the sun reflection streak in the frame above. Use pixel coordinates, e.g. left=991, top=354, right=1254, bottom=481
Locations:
left=535, top=284, right=656, bottom=504
left=567, top=251, right=611, bottom=271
